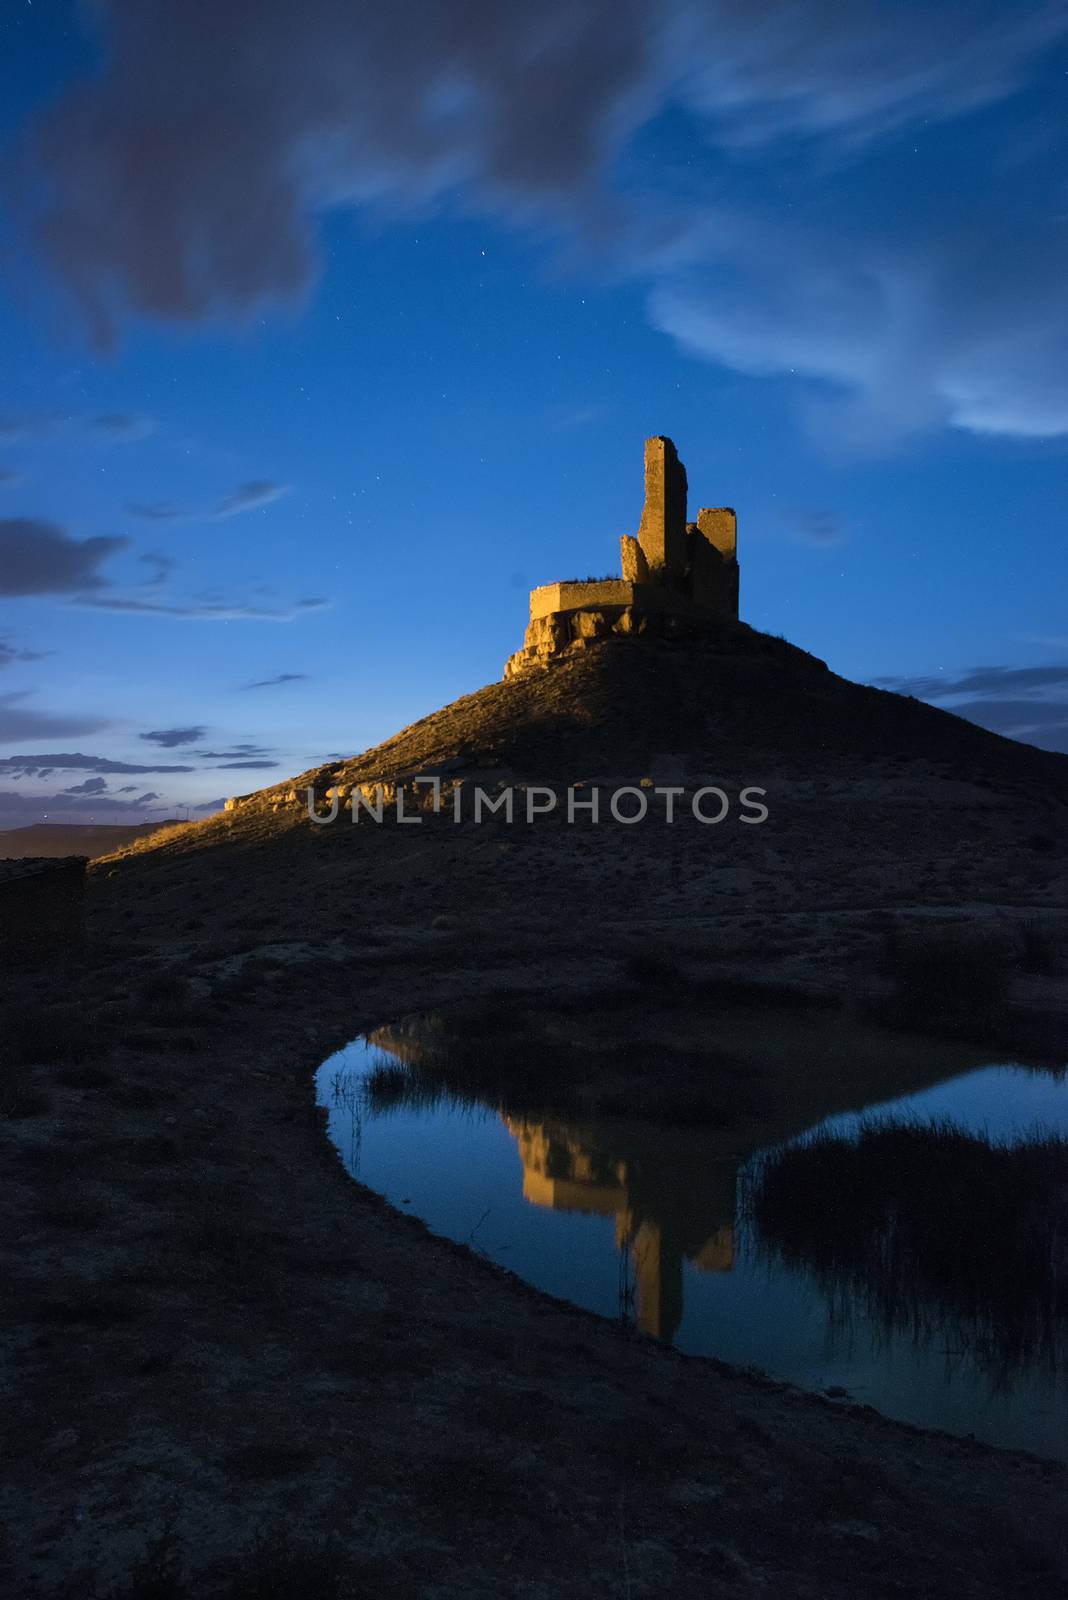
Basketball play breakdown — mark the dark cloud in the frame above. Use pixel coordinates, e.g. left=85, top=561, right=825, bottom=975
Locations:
left=109, top=786, right=161, bottom=803
left=0, top=751, right=194, bottom=775
left=875, top=662, right=1068, bottom=753
left=13, top=1, right=1068, bottom=441
left=243, top=672, right=307, bottom=689
left=0, top=518, right=127, bottom=596
left=139, top=726, right=207, bottom=748
left=213, top=480, right=290, bottom=518
left=213, top=760, right=278, bottom=770
left=64, top=776, right=109, bottom=795
left=195, top=797, right=225, bottom=811
left=0, top=695, right=111, bottom=745
left=195, top=744, right=273, bottom=759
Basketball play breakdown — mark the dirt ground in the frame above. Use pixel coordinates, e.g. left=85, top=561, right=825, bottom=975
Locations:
left=4, top=631, right=1067, bottom=1595
left=2, top=893, right=1066, bottom=1598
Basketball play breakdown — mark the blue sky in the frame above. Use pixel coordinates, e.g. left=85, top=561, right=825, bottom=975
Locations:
left=1, top=0, right=1066, bottom=824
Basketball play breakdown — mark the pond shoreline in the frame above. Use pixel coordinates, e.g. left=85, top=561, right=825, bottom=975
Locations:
left=3, top=929, right=1066, bottom=1598
left=321, top=1020, right=1068, bottom=1460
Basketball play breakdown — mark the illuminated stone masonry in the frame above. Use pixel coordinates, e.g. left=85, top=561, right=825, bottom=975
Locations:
left=504, top=435, right=740, bottom=679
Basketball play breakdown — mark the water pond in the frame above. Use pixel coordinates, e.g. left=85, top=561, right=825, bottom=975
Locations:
left=315, top=1018, right=1068, bottom=1460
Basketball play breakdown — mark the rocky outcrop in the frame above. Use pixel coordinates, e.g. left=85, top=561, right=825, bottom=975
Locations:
left=504, top=601, right=737, bottom=678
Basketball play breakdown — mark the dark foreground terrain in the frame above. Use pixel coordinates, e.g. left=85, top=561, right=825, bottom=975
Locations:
left=2, top=630, right=1067, bottom=1596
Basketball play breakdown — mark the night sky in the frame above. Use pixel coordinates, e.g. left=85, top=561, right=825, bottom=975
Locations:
left=1, top=0, right=1066, bottom=826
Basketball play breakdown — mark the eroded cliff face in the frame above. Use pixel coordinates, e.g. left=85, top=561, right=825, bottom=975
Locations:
left=503, top=593, right=738, bottom=678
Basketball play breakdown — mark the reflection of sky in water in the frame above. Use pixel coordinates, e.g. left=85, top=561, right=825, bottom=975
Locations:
left=820, top=1064, right=1068, bottom=1143
left=315, top=1043, right=1068, bottom=1461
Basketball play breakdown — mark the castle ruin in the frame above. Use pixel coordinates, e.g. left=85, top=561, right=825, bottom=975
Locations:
left=504, top=436, right=739, bottom=678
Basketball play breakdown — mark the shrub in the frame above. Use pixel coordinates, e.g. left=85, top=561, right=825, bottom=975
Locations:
left=747, top=1119, right=1068, bottom=1368
left=879, top=921, right=1010, bottom=1019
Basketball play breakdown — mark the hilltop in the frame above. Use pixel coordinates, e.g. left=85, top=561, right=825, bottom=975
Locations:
left=93, top=431, right=1067, bottom=980
left=94, top=624, right=1066, bottom=987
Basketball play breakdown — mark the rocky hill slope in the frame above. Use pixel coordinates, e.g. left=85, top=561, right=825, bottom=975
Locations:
left=230, top=623, right=1068, bottom=804
left=92, top=626, right=1066, bottom=995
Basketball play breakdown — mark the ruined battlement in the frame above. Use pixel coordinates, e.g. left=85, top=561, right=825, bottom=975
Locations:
left=504, top=436, right=740, bottom=678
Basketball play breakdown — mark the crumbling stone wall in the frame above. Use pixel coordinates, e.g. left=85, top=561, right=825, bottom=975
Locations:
left=620, top=534, right=649, bottom=584
left=506, top=435, right=740, bottom=677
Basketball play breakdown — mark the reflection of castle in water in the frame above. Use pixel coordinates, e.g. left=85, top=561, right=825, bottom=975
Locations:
left=504, top=1117, right=737, bottom=1342
left=366, top=1015, right=980, bottom=1346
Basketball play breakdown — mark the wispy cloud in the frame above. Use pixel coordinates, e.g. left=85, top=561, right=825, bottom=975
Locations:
left=0, top=637, right=46, bottom=670
left=13, top=0, right=1068, bottom=442
left=243, top=671, right=307, bottom=689
left=126, top=501, right=184, bottom=523
left=213, top=479, right=290, bottom=518
left=75, top=592, right=326, bottom=621
left=194, top=743, right=273, bottom=758
left=0, top=414, right=64, bottom=445
left=875, top=664, right=1068, bottom=700
left=0, top=695, right=111, bottom=746
left=139, top=551, right=177, bottom=586
left=212, top=759, right=278, bottom=769
left=126, top=479, right=291, bottom=523
left=792, top=512, right=847, bottom=546
left=139, top=726, right=207, bottom=748
left=875, top=662, right=1068, bottom=753
left=0, top=412, right=153, bottom=444
left=0, top=751, right=195, bottom=775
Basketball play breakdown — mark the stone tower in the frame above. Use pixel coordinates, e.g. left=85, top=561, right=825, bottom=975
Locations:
left=504, top=436, right=740, bottom=678
left=635, top=435, right=688, bottom=579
